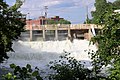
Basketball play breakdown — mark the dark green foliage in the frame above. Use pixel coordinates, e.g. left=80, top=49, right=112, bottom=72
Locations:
left=0, top=0, right=25, bottom=63
left=58, top=19, right=71, bottom=24
left=47, top=19, right=56, bottom=24
left=92, top=13, right=120, bottom=64
left=91, top=6, right=120, bottom=80
left=48, top=52, right=99, bottom=80
left=91, top=0, right=114, bottom=24
left=113, top=0, right=120, bottom=9
left=2, top=64, right=43, bottom=80
left=47, top=19, right=71, bottom=24
left=91, top=0, right=120, bottom=24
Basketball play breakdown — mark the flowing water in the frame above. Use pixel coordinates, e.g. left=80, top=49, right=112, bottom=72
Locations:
left=1, top=39, right=97, bottom=78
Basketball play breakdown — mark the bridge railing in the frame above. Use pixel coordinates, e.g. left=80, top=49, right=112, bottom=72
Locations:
left=25, top=24, right=103, bottom=30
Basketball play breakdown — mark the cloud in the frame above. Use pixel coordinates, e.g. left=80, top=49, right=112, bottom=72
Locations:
left=19, top=0, right=63, bottom=18
left=19, top=0, right=115, bottom=23
left=73, top=0, right=94, bottom=7
left=21, top=0, right=62, bottom=9
left=20, top=0, right=95, bottom=14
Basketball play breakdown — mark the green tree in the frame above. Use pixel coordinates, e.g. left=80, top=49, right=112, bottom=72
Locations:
left=91, top=12, right=120, bottom=80
left=90, top=0, right=120, bottom=79
left=91, top=0, right=113, bottom=24
left=48, top=52, right=98, bottom=80
left=58, top=19, right=71, bottom=24
left=113, top=0, right=120, bottom=9
left=47, top=19, right=56, bottom=24
left=47, top=19, right=71, bottom=24
left=0, top=0, right=25, bottom=63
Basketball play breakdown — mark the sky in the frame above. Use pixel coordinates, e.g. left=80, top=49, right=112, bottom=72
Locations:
left=6, top=0, right=115, bottom=24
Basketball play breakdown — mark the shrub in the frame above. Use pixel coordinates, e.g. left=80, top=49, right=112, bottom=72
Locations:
left=2, top=64, right=43, bottom=80
left=48, top=51, right=97, bottom=80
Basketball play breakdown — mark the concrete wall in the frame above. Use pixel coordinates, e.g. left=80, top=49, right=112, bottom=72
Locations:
left=20, top=24, right=101, bottom=41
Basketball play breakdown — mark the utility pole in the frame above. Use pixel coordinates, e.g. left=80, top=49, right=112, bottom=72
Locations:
left=86, top=5, right=88, bottom=24
left=39, top=8, right=43, bottom=27
left=42, top=6, right=48, bottom=41
left=44, top=6, right=48, bottom=18
left=44, top=6, right=48, bottom=25
left=28, top=13, right=32, bottom=41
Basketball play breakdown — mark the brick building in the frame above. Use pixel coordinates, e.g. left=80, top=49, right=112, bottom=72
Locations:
left=26, top=16, right=64, bottom=29
left=26, top=16, right=46, bottom=28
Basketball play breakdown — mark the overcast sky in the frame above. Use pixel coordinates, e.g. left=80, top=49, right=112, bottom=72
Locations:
left=6, top=0, right=115, bottom=24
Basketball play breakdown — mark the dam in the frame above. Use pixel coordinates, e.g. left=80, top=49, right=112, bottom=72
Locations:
left=20, top=24, right=102, bottom=41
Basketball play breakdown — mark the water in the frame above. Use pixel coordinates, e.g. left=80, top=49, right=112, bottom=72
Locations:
left=1, top=39, right=97, bottom=78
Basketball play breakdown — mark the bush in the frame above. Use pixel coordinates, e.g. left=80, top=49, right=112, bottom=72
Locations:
left=48, top=51, right=97, bottom=80
left=2, top=64, right=43, bottom=80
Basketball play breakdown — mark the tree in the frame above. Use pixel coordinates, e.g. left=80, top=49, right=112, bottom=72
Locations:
left=47, top=19, right=56, bottom=24
left=113, top=0, right=120, bottom=9
left=91, top=0, right=113, bottom=24
left=90, top=0, right=120, bottom=79
left=47, top=19, right=71, bottom=24
left=58, top=19, right=71, bottom=24
left=0, top=0, right=25, bottom=63
left=48, top=52, right=98, bottom=80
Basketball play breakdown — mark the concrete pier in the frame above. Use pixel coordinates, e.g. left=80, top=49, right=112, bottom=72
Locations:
left=30, top=25, right=33, bottom=41
left=42, top=25, right=46, bottom=41
left=68, top=25, right=71, bottom=37
left=55, top=26, right=58, bottom=40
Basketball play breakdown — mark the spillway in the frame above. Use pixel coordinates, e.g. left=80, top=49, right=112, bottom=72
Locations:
left=1, top=39, right=97, bottom=78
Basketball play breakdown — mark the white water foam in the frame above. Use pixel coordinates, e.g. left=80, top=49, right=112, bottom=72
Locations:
left=1, top=39, right=97, bottom=78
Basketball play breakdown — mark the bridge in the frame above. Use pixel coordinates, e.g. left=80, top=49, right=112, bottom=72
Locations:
left=21, top=24, right=102, bottom=41
left=25, top=24, right=102, bottom=30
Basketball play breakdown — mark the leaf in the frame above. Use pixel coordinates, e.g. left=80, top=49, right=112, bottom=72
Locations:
left=26, top=64, right=31, bottom=69
left=15, top=66, right=21, bottom=72
left=32, top=71, right=39, bottom=76
left=10, top=63, right=16, bottom=69
left=36, top=76, right=43, bottom=80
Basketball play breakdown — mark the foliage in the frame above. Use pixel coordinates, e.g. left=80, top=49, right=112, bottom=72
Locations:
left=0, top=0, right=25, bottom=63
left=91, top=0, right=113, bottom=24
left=47, top=19, right=71, bottom=24
left=58, top=19, right=71, bottom=24
left=2, top=72, right=17, bottom=80
left=113, top=0, right=120, bottom=9
left=2, top=64, right=43, bottom=80
left=91, top=5, right=120, bottom=80
left=109, top=60, right=120, bottom=80
left=48, top=51, right=101, bottom=80
left=47, top=19, right=56, bottom=24
left=84, top=16, right=92, bottom=24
